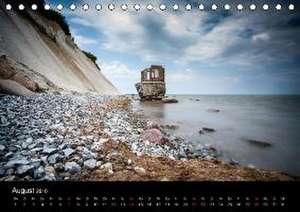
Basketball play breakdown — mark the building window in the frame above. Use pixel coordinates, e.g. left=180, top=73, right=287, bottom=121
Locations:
left=154, top=70, right=159, bottom=78
left=147, top=71, right=150, bottom=80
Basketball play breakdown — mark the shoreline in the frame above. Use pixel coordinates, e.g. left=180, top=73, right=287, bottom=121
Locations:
left=0, top=94, right=297, bottom=181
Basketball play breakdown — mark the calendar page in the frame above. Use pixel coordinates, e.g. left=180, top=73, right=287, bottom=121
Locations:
left=0, top=0, right=299, bottom=211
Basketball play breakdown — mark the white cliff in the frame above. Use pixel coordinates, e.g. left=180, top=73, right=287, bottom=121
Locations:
left=0, top=2, right=118, bottom=94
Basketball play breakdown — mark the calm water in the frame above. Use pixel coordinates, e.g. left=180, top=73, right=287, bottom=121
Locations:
left=135, top=95, right=300, bottom=176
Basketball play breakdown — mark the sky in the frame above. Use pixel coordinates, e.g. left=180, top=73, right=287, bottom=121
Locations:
left=47, top=0, right=300, bottom=94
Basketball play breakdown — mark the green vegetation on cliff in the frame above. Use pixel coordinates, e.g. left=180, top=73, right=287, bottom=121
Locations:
left=82, top=51, right=101, bottom=70
left=5, top=0, right=71, bottom=36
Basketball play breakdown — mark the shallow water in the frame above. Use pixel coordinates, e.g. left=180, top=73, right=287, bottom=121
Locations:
left=136, top=95, right=300, bottom=176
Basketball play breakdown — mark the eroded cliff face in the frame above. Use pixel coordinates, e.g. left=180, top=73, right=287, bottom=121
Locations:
left=0, top=2, right=118, bottom=94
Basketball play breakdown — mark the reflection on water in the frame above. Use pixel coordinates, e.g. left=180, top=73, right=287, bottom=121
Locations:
left=136, top=95, right=300, bottom=176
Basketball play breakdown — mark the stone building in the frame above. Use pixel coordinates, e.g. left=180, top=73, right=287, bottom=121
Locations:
left=135, top=65, right=166, bottom=100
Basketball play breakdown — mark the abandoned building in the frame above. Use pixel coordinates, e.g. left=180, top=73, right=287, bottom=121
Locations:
left=135, top=65, right=166, bottom=100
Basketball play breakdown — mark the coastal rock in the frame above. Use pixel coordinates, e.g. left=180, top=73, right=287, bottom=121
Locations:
left=62, top=148, right=75, bottom=157
left=5, top=158, right=30, bottom=168
left=83, top=159, right=97, bottom=169
left=141, top=128, right=163, bottom=144
left=100, top=162, right=113, bottom=174
left=0, top=144, right=6, bottom=151
left=134, top=166, right=146, bottom=174
left=162, top=98, right=178, bottom=103
left=64, top=162, right=81, bottom=174
left=47, top=153, right=60, bottom=164
left=146, top=120, right=160, bottom=129
left=161, top=124, right=179, bottom=130
left=42, top=146, right=57, bottom=154
left=202, top=127, right=216, bottom=132
left=0, top=168, right=5, bottom=177
left=244, top=138, right=272, bottom=147
left=0, top=79, right=34, bottom=96
left=135, top=65, right=166, bottom=100
left=16, top=165, right=34, bottom=176
left=33, top=166, right=45, bottom=179
left=91, top=139, right=107, bottom=151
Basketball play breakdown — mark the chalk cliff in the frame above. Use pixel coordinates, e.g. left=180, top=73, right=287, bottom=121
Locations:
left=0, top=1, right=118, bottom=95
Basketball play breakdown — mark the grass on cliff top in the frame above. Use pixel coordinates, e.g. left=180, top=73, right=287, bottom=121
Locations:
left=82, top=51, right=101, bottom=70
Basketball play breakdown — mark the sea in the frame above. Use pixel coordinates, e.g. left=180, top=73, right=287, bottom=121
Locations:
left=134, top=95, right=300, bottom=176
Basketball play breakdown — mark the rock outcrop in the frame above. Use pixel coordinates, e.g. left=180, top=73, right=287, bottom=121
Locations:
left=0, top=79, right=34, bottom=96
left=135, top=65, right=166, bottom=100
left=0, top=1, right=118, bottom=94
left=0, top=55, right=58, bottom=95
left=135, top=82, right=166, bottom=100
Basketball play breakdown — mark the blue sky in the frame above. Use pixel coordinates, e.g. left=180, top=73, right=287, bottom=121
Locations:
left=47, top=0, right=300, bottom=94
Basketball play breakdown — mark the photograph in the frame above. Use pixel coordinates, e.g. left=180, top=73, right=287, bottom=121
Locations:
left=0, top=0, right=300, bottom=184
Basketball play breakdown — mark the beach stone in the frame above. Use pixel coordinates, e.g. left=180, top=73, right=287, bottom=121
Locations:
left=16, top=165, right=34, bottom=176
left=229, top=159, right=239, bottom=166
left=27, top=143, right=37, bottom=149
left=244, top=138, right=271, bottom=147
left=54, top=163, right=64, bottom=172
left=248, top=164, right=256, bottom=169
left=43, top=146, right=57, bottom=154
left=134, top=166, right=146, bottom=174
left=202, top=127, right=216, bottom=132
left=33, top=166, right=45, bottom=179
left=0, top=168, right=5, bottom=176
left=142, top=128, right=163, bottom=144
left=0, top=144, right=6, bottom=151
left=30, top=147, right=43, bottom=152
left=4, top=152, right=13, bottom=158
left=161, top=177, right=170, bottom=181
left=82, top=148, right=97, bottom=159
left=26, top=137, right=33, bottom=143
left=96, top=161, right=102, bottom=167
left=100, top=162, right=113, bottom=174
left=83, top=159, right=97, bottom=169
left=42, top=173, right=56, bottom=181
left=5, top=158, right=29, bottom=168
left=162, top=124, right=179, bottom=130
left=45, top=166, right=55, bottom=174
left=62, top=148, right=75, bottom=157
left=47, top=153, right=60, bottom=164
left=146, top=121, right=160, bottom=129
left=162, top=98, right=178, bottom=103
left=64, top=162, right=81, bottom=174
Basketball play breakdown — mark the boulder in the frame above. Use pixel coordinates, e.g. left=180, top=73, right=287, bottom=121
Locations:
left=161, top=124, right=179, bottom=130
left=244, top=138, right=272, bottom=147
left=83, top=159, right=97, bottom=169
left=145, top=120, right=160, bottom=129
left=134, top=166, right=146, bottom=174
left=0, top=79, right=34, bottom=96
left=135, top=82, right=166, bottom=100
left=64, top=162, right=81, bottom=174
left=162, top=98, right=178, bottom=103
left=16, top=165, right=34, bottom=176
left=141, top=128, right=163, bottom=144
left=202, top=127, right=216, bottom=132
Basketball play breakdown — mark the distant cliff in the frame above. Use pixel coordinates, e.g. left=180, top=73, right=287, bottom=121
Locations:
left=0, top=1, right=118, bottom=95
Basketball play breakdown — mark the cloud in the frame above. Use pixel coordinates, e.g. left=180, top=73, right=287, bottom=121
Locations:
left=252, top=33, right=270, bottom=42
left=68, top=5, right=300, bottom=67
left=100, top=61, right=139, bottom=80
left=63, top=1, right=300, bottom=94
